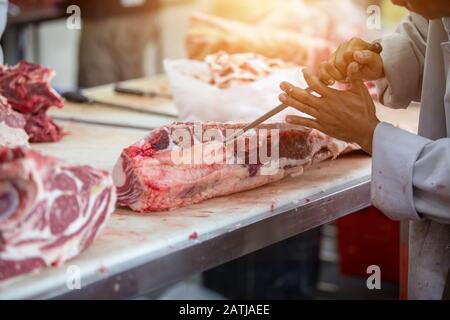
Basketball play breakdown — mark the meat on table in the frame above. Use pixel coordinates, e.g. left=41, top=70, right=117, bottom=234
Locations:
left=0, top=147, right=116, bottom=281
left=0, top=61, right=65, bottom=143
left=113, top=122, right=359, bottom=212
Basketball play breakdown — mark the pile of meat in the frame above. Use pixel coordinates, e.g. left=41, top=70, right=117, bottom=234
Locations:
left=113, top=122, right=358, bottom=212
left=204, top=51, right=289, bottom=89
left=186, top=1, right=369, bottom=69
left=0, top=61, right=65, bottom=143
left=0, top=147, right=116, bottom=281
left=187, top=12, right=332, bottom=70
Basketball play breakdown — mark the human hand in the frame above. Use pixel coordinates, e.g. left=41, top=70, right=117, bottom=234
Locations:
left=280, top=69, right=380, bottom=154
left=318, top=38, right=384, bottom=85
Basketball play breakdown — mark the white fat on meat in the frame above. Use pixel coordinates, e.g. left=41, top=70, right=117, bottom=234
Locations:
left=0, top=147, right=116, bottom=281
left=0, top=96, right=29, bottom=147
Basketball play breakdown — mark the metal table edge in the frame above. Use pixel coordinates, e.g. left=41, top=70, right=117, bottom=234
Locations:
left=39, top=175, right=372, bottom=300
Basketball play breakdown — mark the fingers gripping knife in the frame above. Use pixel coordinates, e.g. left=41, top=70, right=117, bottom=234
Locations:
left=224, top=42, right=383, bottom=144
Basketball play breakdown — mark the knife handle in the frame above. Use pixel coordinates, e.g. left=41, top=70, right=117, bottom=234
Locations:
left=368, top=42, right=383, bottom=54
left=62, top=91, right=94, bottom=104
left=114, top=85, right=172, bottom=99
left=114, top=86, right=152, bottom=97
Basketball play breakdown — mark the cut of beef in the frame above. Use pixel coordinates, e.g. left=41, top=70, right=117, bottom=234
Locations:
left=0, top=147, right=116, bottom=281
left=0, top=61, right=65, bottom=142
left=0, top=61, right=64, bottom=113
left=0, top=95, right=29, bottom=148
left=113, top=122, right=358, bottom=212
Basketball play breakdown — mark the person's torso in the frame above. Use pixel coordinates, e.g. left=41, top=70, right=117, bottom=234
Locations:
left=442, top=18, right=450, bottom=136
left=418, top=18, right=450, bottom=139
left=409, top=18, right=450, bottom=300
left=443, top=18, right=450, bottom=39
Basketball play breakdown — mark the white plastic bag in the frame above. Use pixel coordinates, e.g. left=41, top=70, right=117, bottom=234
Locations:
left=164, top=59, right=308, bottom=122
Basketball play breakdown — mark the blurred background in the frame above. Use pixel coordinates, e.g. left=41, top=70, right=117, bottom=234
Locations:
left=1, top=0, right=407, bottom=89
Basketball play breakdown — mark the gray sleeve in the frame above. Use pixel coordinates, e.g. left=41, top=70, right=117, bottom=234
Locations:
left=372, top=123, right=450, bottom=225
left=0, top=0, right=7, bottom=64
left=375, top=13, right=429, bottom=109
left=413, top=140, right=450, bottom=225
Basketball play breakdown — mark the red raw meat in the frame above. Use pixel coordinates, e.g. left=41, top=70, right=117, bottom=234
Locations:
left=0, top=61, right=64, bottom=113
left=0, top=147, right=116, bottom=281
left=113, top=122, right=358, bottom=212
left=0, top=95, right=29, bottom=147
left=23, top=109, right=65, bottom=143
left=0, top=61, right=65, bottom=142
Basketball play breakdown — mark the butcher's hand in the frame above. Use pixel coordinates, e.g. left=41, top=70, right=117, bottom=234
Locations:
left=318, top=37, right=384, bottom=84
left=279, top=70, right=380, bottom=155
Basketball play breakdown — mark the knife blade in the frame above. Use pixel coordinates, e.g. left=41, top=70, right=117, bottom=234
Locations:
left=224, top=103, right=289, bottom=143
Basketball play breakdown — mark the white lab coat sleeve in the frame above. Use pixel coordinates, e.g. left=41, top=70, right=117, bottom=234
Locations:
left=376, top=13, right=428, bottom=109
left=372, top=123, right=450, bottom=224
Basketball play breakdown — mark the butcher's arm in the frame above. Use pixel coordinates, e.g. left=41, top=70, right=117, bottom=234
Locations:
left=376, top=13, right=428, bottom=109
left=372, top=123, right=450, bottom=224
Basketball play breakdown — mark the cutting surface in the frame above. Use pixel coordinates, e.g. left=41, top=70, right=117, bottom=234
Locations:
left=0, top=121, right=372, bottom=299
left=0, top=75, right=420, bottom=298
left=49, top=77, right=178, bottom=130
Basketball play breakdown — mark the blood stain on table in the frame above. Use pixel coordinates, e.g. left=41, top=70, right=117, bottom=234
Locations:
left=188, top=232, right=198, bottom=240
left=270, top=202, right=276, bottom=212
